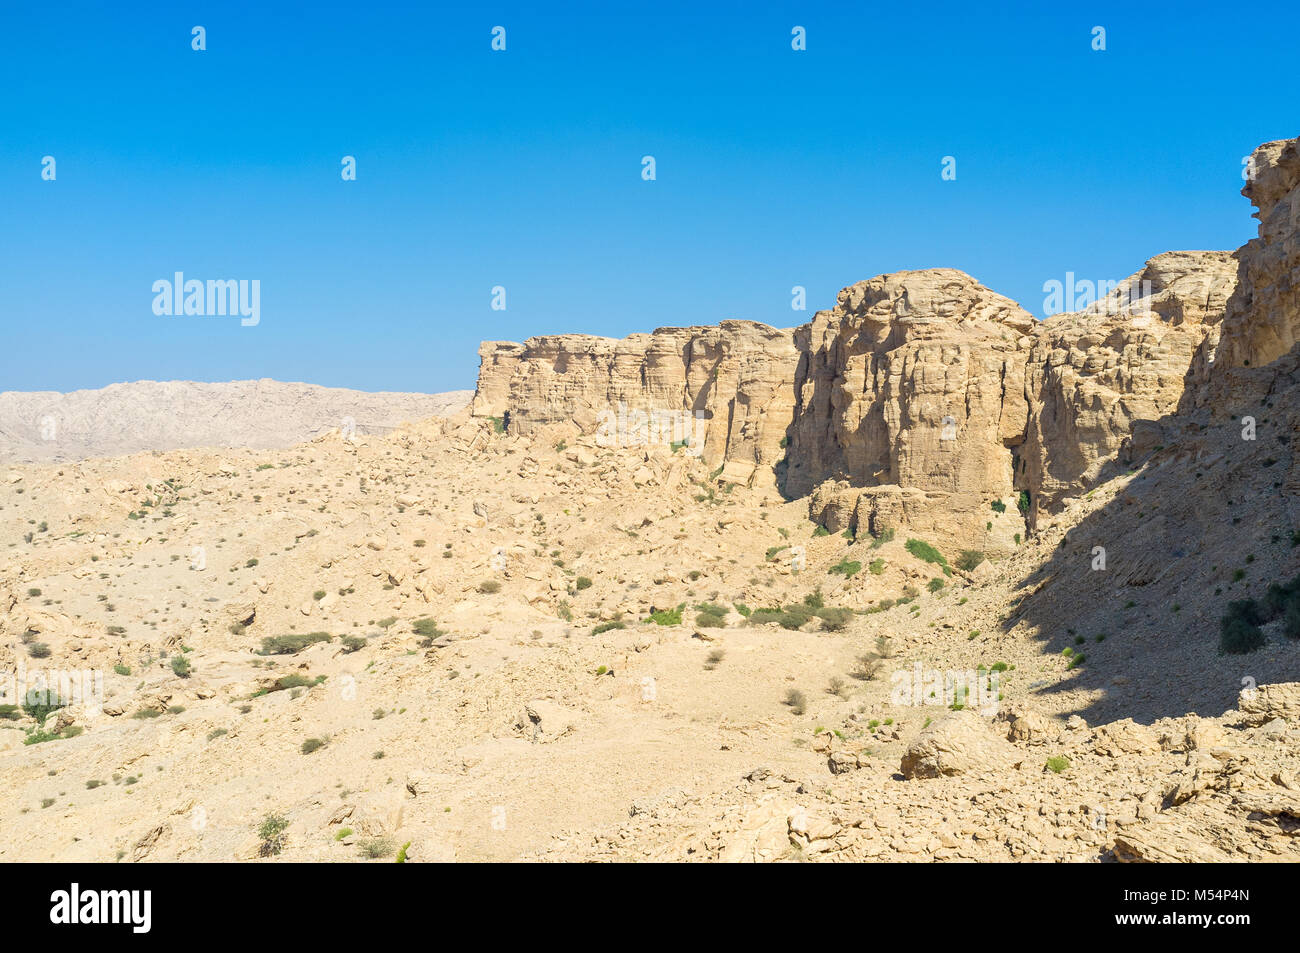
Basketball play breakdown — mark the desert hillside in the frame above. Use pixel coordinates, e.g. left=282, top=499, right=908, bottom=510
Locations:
left=1, top=137, right=1297, bottom=863
left=0, top=379, right=472, bottom=463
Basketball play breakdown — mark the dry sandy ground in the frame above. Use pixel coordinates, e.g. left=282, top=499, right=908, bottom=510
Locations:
left=1, top=408, right=1298, bottom=862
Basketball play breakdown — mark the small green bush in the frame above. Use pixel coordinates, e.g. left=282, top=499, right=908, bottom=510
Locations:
left=828, top=558, right=861, bottom=577
left=905, top=538, right=950, bottom=571
left=258, top=813, right=290, bottom=856
left=1220, top=599, right=1265, bottom=654
left=258, top=632, right=332, bottom=655
left=359, top=837, right=395, bottom=859
left=816, top=607, right=853, bottom=631
left=647, top=604, right=684, bottom=626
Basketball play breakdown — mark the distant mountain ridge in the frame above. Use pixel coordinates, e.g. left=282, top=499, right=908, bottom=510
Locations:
left=0, top=379, right=472, bottom=463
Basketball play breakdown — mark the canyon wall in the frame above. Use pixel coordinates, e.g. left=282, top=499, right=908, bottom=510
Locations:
left=474, top=136, right=1299, bottom=553
left=473, top=321, right=799, bottom=485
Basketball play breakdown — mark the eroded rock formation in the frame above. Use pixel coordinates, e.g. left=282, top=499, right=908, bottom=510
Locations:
left=472, top=322, right=799, bottom=486
left=474, top=139, right=1300, bottom=554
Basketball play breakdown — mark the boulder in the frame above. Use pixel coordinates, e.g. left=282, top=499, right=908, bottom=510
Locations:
left=901, top=709, right=1018, bottom=779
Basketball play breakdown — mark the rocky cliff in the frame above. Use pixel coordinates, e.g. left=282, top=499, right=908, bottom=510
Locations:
left=474, top=136, right=1298, bottom=553
left=473, top=321, right=799, bottom=485
left=787, top=270, right=1036, bottom=551
left=1215, top=137, right=1300, bottom=374
left=1021, top=251, right=1238, bottom=518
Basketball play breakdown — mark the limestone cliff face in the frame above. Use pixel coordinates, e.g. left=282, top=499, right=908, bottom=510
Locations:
left=1021, top=251, right=1238, bottom=516
left=472, top=135, right=1298, bottom=553
left=1214, top=138, right=1300, bottom=373
left=786, top=270, right=1036, bottom=550
left=472, top=322, right=799, bottom=483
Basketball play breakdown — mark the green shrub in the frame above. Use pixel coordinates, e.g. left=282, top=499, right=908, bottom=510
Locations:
left=868, top=558, right=885, bottom=575
left=170, top=655, right=192, bottom=678
left=574, top=576, right=593, bottom=591
left=1017, top=491, right=1031, bottom=514
left=1220, top=599, right=1266, bottom=654
left=411, top=618, right=445, bottom=647
left=695, top=611, right=726, bottom=628
left=258, top=632, right=332, bottom=655
left=592, top=620, right=626, bottom=635
left=359, top=838, right=395, bottom=859
left=812, top=526, right=831, bottom=537
left=869, top=528, right=895, bottom=549
left=647, top=604, right=684, bottom=626
left=24, top=725, right=84, bottom=745
left=255, top=673, right=324, bottom=696
left=300, top=737, right=328, bottom=755
left=258, top=813, right=290, bottom=856
left=955, top=550, right=985, bottom=572
left=1045, top=756, right=1070, bottom=774
left=828, top=558, right=861, bottom=577
left=1284, top=601, right=1300, bottom=641
left=776, top=604, right=814, bottom=630
left=340, top=634, right=367, bottom=653
left=1263, top=575, right=1300, bottom=617
left=905, top=538, right=950, bottom=571
left=990, top=500, right=1006, bottom=513
left=927, top=578, right=946, bottom=593
left=815, top=607, right=853, bottom=631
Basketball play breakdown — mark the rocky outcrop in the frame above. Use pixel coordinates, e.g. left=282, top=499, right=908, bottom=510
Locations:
left=1021, top=251, right=1238, bottom=516
left=1215, top=137, right=1300, bottom=373
left=900, top=709, right=1020, bottom=779
left=785, top=270, right=1035, bottom=552
left=473, top=322, right=799, bottom=485
left=472, top=136, right=1299, bottom=548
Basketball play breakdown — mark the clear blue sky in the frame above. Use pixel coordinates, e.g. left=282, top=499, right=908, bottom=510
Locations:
left=2, top=0, right=1297, bottom=394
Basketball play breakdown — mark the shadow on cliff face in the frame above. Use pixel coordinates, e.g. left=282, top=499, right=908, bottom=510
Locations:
left=1003, top=343, right=1300, bottom=727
